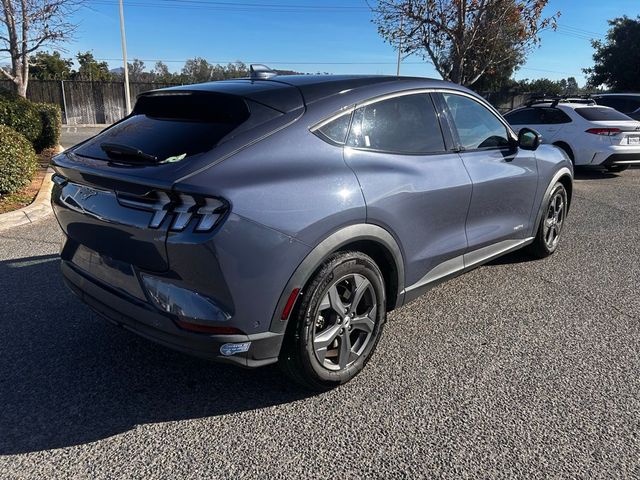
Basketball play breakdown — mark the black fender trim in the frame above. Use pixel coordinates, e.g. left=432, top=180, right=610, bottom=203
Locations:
left=532, top=166, right=573, bottom=237
left=268, top=223, right=405, bottom=335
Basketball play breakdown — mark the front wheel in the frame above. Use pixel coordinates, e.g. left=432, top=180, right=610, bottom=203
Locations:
left=279, top=251, right=386, bottom=391
left=526, top=182, right=568, bottom=259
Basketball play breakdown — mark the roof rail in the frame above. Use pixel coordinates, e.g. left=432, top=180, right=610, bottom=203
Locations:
left=524, top=94, right=595, bottom=108
left=249, top=64, right=278, bottom=80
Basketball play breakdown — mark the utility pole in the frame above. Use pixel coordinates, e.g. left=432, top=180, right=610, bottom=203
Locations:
left=396, top=15, right=404, bottom=76
left=119, top=0, right=132, bottom=114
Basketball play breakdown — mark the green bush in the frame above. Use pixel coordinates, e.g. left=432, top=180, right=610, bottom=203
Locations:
left=0, top=125, right=38, bottom=195
left=0, top=90, right=42, bottom=145
left=34, top=102, right=62, bottom=151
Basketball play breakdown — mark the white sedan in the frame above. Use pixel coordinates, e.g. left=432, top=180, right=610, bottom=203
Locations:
left=504, top=100, right=640, bottom=172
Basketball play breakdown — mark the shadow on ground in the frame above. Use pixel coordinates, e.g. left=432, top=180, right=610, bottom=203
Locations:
left=0, top=255, right=311, bottom=455
left=573, top=167, right=619, bottom=180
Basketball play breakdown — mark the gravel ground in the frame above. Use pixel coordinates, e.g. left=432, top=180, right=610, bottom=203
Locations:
left=0, top=168, right=639, bottom=479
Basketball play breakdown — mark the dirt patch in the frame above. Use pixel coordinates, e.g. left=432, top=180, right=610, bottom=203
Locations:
left=0, top=149, right=54, bottom=214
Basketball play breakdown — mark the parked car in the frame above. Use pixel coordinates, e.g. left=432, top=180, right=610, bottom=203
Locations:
left=591, top=93, right=640, bottom=121
left=51, top=68, right=573, bottom=390
left=504, top=98, right=640, bottom=173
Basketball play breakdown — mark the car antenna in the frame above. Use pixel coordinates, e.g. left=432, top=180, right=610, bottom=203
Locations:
left=250, top=64, right=278, bottom=80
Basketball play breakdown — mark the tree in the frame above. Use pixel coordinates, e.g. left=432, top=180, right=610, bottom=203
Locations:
left=372, top=0, right=558, bottom=87
left=152, top=61, right=175, bottom=82
left=29, top=50, right=72, bottom=80
left=511, top=77, right=582, bottom=95
left=584, top=16, right=640, bottom=91
left=74, top=51, right=112, bottom=81
left=564, top=77, right=579, bottom=95
left=182, top=57, right=214, bottom=83
left=0, top=0, right=82, bottom=96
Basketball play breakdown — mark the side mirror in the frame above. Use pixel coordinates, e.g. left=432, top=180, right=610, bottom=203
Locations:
left=518, top=128, right=542, bottom=151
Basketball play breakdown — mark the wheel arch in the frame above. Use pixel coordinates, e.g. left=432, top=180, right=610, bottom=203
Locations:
left=558, top=173, right=573, bottom=210
left=532, top=167, right=573, bottom=234
left=552, top=141, right=575, bottom=163
left=269, top=224, right=405, bottom=334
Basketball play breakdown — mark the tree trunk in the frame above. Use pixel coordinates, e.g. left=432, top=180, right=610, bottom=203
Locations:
left=16, top=76, right=28, bottom=97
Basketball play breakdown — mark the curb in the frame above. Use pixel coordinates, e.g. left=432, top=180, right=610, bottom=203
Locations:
left=0, top=167, right=55, bottom=232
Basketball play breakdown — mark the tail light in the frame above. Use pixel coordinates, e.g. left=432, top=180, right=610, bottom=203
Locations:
left=117, top=190, right=228, bottom=232
left=585, top=128, right=621, bottom=136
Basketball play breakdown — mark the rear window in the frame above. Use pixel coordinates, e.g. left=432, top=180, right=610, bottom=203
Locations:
left=74, top=92, right=267, bottom=163
left=574, top=107, right=633, bottom=122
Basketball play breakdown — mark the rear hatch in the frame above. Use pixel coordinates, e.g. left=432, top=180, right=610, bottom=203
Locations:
left=53, top=81, right=304, bottom=188
left=51, top=80, right=304, bottom=272
left=575, top=106, right=640, bottom=146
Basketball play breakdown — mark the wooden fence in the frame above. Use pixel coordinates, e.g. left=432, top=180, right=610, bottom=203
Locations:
left=0, top=80, right=180, bottom=125
left=0, top=79, right=535, bottom=125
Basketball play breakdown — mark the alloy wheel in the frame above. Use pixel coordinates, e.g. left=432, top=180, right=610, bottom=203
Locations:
left=312, top=273, right=377, bottom=371
left=544, top=190, right=566, bottom=250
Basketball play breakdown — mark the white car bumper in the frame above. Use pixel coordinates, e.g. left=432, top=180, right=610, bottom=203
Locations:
left=590, top=145, right=640, bottom=166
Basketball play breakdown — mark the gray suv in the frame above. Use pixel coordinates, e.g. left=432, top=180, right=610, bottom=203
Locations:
left=51, top=70, right=573, bottom=390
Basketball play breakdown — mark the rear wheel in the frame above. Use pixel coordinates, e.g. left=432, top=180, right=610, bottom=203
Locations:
left=605, top=164, right=629, bottom=173
left=527, top=182, right=568, bottom=259
left=279, top=251, right=386, bottom=391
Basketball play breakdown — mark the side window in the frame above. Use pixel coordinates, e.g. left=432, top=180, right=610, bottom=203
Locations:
left=542, top=108, right=572, bottom=124
left=315, top=112, right=352, bottom=144
left=504, top=108, right=542, bottom=125
left=596, top=97, right=629, bottom=112
left=346, top=93, right=445, bottom=154
left=626, top=98, right=640, bottom=112
left=443, top=94, right=511, bottom=150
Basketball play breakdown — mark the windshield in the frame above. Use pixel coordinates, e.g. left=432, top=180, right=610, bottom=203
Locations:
left=575, top=107, right=634, bottom=122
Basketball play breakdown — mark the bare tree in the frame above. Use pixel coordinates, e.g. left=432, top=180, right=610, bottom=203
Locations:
left=0, top=0, right=81, bottom=96
left=372, top=0, right=559, bottom=86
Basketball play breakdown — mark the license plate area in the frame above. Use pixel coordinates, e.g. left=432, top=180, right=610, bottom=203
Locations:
left=69, top=244, right=147, bottom=300
left=626, top=136, right=640, bottom=145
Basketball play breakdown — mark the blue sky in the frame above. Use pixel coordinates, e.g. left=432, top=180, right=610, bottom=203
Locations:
left=60, top=0, right=640, bottom=85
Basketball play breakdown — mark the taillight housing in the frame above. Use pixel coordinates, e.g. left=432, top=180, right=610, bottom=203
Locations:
left=117, top=190, right=228, bottom=232
left=585, top=128, right=621, bottom=136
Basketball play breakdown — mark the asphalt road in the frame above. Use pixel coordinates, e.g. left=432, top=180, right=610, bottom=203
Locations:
left=1, top=168, right=639, bottom=479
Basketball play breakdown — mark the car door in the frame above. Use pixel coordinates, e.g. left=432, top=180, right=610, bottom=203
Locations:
left=340, top=92, right=473, bottom=292
left=537, top=107, right=573, bottom=142
left=436, top=92, right=538, bottom=253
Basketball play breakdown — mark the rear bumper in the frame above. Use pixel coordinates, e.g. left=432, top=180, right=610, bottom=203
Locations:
left=600, top=153, right=640, bottom=166
left=61, top=260, right=283, bottom=367
left=590, top=146, right=640, bottom=166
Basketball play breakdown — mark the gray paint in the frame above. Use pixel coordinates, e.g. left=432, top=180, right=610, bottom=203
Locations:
left=50, top=74, right=574, bottom=367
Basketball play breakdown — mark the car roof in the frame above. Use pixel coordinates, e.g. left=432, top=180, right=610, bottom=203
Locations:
left=152, top=74, right=466, bottom=112
left=514, top=102, right=605, bottom=110
left=593, top=93, right=640, bottom=97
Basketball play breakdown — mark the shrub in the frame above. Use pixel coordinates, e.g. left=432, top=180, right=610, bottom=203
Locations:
left=0, top=125, right=38, bottom=195
left=34, top=103, right=62, bottom=151
left=0, top=90, right=42, bottom=145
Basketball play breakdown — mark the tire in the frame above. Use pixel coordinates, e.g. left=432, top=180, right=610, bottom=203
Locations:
left=279, top=251, right=386, bottom=391
left=605, top=164, right=629, bottom=173
left=526, top=182, right=568, bottom=259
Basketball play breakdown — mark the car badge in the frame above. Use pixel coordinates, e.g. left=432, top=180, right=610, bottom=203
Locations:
left=220, top=342, right=251, bottom=356
left=77, top=186, right=98, bottom=201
